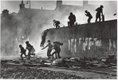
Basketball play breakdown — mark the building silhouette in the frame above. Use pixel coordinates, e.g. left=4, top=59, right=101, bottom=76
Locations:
left=18, top=0, right=93, bottom=16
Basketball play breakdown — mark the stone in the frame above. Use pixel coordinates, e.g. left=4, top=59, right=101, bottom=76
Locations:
left=52, top=58, right=63, bottom=66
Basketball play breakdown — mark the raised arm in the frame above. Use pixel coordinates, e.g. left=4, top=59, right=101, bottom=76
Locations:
left=85, top=13, right=87, bottom=16
left=42, top=44, right=48, bottom=50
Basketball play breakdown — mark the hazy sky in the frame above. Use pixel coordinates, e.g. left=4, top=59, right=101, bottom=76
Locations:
left=1, top=0, right=117, bottom=13
left=1, top=0, right=83, bottom=13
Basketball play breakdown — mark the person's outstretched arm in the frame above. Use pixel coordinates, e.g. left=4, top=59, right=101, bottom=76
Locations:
left=42, top=44, right=48, bottom=50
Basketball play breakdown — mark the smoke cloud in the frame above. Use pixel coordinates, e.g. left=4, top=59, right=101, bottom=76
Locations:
left=1, top=1, right=117, bottom=60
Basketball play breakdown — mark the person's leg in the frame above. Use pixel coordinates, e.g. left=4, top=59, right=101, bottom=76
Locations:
left=70, top=21, right=72, bottom=26
left=88, top=18, right=90, bottom=23
left=47, top=49, right=52, bottom=59
left=28, top=51, right=31, bottom=60
left=57, top=49, right=61, bottom=58
left=47, top=50, right=50, bottom=59
left=57, top=52, right=61, bottom=58
left=54, top=51, right=58, bottom=59
left=72, top=21, right=74, bottom=26
left=98, top=14, right=101, bottom=22
left=52, top=51, right=56, bottom=59
left=23, top=51, right=27, bottom=60
left=48, top=50, right=52, bottom=59
left=24, top=51, right=26, bottom=57
left=56, top=25, right=58, bottom=28
left=56, top=53, right=58, bottom=59
left=99, top=16, right=101, bottom=22
left=102, top=15, right=104, bottom=22
left=68, top=21, right=70, bottom=26
left=20, top=53, right=23, bottom=60
left=90, top=17, right=92, bottom=23
left=57, top=25, right=60, bottom=28
left=31, top=48, right=35, bottom=55
left=95, top=18, right=97, bottom=22
left=96, top=13, right=99, bottom=22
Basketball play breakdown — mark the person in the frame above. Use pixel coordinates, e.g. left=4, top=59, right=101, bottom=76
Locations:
left=68, top=12, right=76, bottom=26
left=25, top=41, right=35, bottom=60
left=113, top=13, right=117, bottom=16
left=52, top=41, right=63, bottom=59
left=95, top=5, right=104, bottom=22
left=53, top=19, right=60, bottom=28
left=85, top=10, right=93, bottom=23
left=42, top=40, right=53, bottom=59
left=40, top=29, right=49, bottom=47
left=19, top=45, right=26, bottom=60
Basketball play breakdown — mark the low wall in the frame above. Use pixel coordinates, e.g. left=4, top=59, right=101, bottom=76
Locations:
left=44, top=19, right=117, bottom=59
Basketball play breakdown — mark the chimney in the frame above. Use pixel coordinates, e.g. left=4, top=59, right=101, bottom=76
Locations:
left=56, top=0, right=62, bottom=9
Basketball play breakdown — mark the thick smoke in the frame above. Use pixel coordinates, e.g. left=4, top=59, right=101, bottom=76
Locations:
left=1, top=10, right=34, bottom=59
left=25, top=10, right=69, bottom=57
left=1, top=1, right=117, bottom=59
left=1, top=13, right=19, bottom=59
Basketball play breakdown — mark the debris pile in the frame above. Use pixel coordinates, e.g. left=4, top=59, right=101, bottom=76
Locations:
left=1, top=63, right=82, bottom=79
left=1, top=54, right=116, bottom=69
left=1, top=54, right=116, bottom=79
left=49, top=55, right=116, bottom=69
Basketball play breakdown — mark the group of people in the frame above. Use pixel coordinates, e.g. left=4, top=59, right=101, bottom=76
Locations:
left=42, top=40, right=63, bottom=59
left=53, top=5, right=104, bottom=28
left=19, top=41, right=35, bottom=60
left=19, top=40, right=63, bottom=60
left=19, top=5, right=104, bottom=60
left=68, top=5, right=104, bottom=26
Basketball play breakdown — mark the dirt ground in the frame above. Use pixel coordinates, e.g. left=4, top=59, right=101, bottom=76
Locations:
left=0, top=63, right=82, bottom=79
left=0, top=59, right=117, bottom=79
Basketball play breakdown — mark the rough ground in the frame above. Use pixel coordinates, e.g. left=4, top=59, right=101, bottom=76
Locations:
left=0, top=59, right=117, bottom=79
left=0, top=63, right=82, bottom=79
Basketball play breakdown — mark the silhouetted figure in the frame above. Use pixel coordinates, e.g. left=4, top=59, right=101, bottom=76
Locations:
left=113, top=13, right=117, bottom=16
left=2, top=9, right=9, bottom=17
left=42, top=40, right=53, bottom=59
left=52, top=41, right=63, bottom=59
left=95, top=5, right=104, bottom=22
left=68, top=12, right=76, bottom=26
left=53, top=19, right=60, bottom=28
left=25, top=41, right=35, bottom=60
left=19, top=45, right=26, bottom=60
left=40, top=29, right=49, bottom=47
left=85, top=10, right=93, bottom=23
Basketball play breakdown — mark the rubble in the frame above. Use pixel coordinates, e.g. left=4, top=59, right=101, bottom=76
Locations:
left=1, top=62, right=82, bottom=79
left=104, top=54, right=116, bottom=66
left=1, top=56, right=117, bottom=79
left=1, top=55, right=116, bottom=69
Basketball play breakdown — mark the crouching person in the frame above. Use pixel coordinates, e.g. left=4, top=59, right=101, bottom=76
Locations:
left=19, top=44, right=26, bottom=60
left=25, top=41, right=35, bottom=60
left=52, top=41, right=63, bottom=59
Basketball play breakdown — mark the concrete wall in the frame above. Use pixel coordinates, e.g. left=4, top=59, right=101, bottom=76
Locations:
left=46, top=20, right=117, bottom=59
